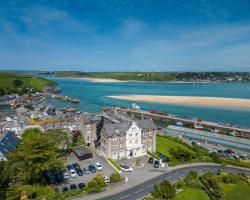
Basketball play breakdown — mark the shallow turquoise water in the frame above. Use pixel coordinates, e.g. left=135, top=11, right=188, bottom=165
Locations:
left=45, top=77, right=250, bottom=128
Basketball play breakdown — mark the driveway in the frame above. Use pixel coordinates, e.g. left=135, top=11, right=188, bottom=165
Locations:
left=118, top=155, right=168, bottom=184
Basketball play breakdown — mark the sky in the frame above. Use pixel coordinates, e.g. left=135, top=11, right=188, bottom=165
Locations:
left=0, top=0, right=250, bottom=72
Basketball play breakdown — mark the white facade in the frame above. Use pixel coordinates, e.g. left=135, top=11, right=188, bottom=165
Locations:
left=125, top=122, right=144, bottom=158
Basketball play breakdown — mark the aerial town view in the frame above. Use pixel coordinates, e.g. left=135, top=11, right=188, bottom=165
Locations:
left=1, top=1, right=250, bottom=200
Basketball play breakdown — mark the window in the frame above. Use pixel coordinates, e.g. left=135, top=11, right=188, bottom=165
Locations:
left=135, top=139, right=138, bottom=144
left=135, top=132, right=139, bottom=136
left=129, top=133, right=133, bottom=137
left=129, top=140, right=132, bottom=144
left=112, top=137, right=117, bottom=142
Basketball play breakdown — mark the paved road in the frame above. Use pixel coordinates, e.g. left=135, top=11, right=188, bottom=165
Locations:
left=100, top=165, right=250, bottom=200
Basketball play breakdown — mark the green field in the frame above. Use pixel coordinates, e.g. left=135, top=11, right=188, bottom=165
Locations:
left=0, top=71, right=55, bottom=94
left=156, top=135, right=194, bottom=158
left=174, top=188, right=210, bottom=200
left=220, top=183, right=250, bottom=200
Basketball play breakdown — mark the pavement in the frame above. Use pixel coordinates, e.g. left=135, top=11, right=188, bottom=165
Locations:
left=72, top=163, right=250, bottom=200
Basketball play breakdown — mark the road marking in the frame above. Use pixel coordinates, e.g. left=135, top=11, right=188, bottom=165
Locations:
left=147, top=184, right=154, bottom=188
left=134, top=188, right=144, bottom=193
left=120, top=194, right=131, bottom=199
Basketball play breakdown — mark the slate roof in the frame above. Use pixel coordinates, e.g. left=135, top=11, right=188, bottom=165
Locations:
left=102, top=118, right=156, bottom=137
left=0, top=132, right=20, bottom=158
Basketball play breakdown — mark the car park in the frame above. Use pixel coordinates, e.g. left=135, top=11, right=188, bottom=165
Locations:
left=120, top=164, right=133, bottom=172
left=88, top=164, right=97, bottom=173
left=72, top=163, right=84, bottom=176
left=83, top=167, right=91, bottom=174
left=78, top=183, right=86, bottom=189
left=70, top=184, right=78, bottom=190
left=95, top=163, right=103, bottom=171
left=62, top=186, right=69, bottom=192
left=153, top=160, right=160, bottom=168
left=148, top=157, right=154, bottom=164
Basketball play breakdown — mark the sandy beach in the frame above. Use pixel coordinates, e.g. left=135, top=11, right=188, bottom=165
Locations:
left=73, top=77, right=127, bottom=82
left=108, top=95, right=250, bottom=109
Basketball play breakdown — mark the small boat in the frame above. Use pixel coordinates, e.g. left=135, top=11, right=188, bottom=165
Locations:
left=132, top=103, right=140, bottom=110
left=194, top=123, right=203, bottom=129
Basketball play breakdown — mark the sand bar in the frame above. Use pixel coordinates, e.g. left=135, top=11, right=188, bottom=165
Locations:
left=108, top=95, right=250, bottom=109
left=73, top=77, right=127, bottom=82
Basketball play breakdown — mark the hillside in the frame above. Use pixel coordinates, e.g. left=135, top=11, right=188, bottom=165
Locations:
left=0, top=71, right=55, bottom=95
left=36, top=71, right=250, bottom=83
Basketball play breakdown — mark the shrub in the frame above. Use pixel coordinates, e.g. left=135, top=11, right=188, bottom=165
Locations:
left=151, top=180, right=176, bottom=200
left=169, top=147, right=194, bottom=162
left=108, top=158, right=121, bottom=171
left=110, top=172, right=121, bottom=183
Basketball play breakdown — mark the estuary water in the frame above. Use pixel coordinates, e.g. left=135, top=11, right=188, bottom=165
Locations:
left=45, top=76, right=250, bottom=128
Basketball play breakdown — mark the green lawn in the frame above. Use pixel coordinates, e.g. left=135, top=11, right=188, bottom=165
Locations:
left=156, top=135, right=194, bottom=158
left=220, top=183, right=250, bottom=200
left=174, top=188, right=210, bottom=200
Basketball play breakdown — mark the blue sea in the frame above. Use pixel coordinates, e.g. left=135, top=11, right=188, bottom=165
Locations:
left=45, top=77, right=250, bottom=128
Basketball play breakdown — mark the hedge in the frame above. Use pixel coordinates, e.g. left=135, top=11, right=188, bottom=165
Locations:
left=147, top=151, right=160, bottom=160
left=108, top=158, right=121, bottom=171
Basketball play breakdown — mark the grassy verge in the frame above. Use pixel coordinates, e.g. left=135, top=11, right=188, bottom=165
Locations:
left=219, top=182, right=250, bottom=200
left=108, top=158, right=121, bottom=171
left=174, top=187, right=210, bottom=200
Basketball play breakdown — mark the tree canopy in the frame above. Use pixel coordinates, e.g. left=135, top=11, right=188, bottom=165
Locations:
left=6, top=128, right=64, bottom=185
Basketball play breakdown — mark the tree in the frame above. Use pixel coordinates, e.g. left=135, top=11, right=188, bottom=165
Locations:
left=110, top=172, right=121, bottom=183
left=12, top=80, right=23, bottom=88
left=87, top=173, right=106, bottom=193
left=46, top=129, right=71, bottom=150
left=169, top=147, right=194, bottom=162
left=6, top=128, right=64, bottom=185
left=151, top=180, right=176, bottom=199
left=72, top=131, right=86, bottom=147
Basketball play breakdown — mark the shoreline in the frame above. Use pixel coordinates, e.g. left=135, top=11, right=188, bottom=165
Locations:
left=107, top=95, right=250, bottom=110
left=68, top=77, right=228, bottom=84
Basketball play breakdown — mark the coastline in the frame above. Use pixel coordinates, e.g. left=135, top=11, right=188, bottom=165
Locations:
left=107, top=95, right=250, bottom=110
left=69, top=77, right=223, bottom=84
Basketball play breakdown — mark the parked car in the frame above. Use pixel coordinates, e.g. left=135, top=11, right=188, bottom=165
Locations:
left=95, top=163, right=103, bottom=171
left=63, top=172, right=70, bottom=180
left=67, top=165, right=77, bottom=178
left=62, top=186, right=68, bottom=192
left=88, top=164, right=97, bottom=173
left=156, top=152, right=169, bottom=162
left=70, top=184, right=77, bottom=190
left=153, top=160, right=160, bottom=168
left=103, top=175, right=109, bottom=183
left=120, top=164, right=133, bottom=172
left=72, top=163, right=84, bottom=176
left=78, top=183, right=86, bottom=189
left=83, top=167, right=91, bottom=174
left=148, top=157, right=154, bottom=164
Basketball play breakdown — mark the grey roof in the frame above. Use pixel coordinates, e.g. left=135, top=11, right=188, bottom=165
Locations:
left=73, top=146, right=92, bottom=156
left=102, top=118, right=155, bottom=137
left=102, top=121, right=133, bottom=137
left=137, top=118, right=156, bottom=130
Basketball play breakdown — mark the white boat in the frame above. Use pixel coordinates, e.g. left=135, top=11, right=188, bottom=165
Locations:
left=132, top=103, right=140, bottom=110
left=194, top=123, right=203, bottom=129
